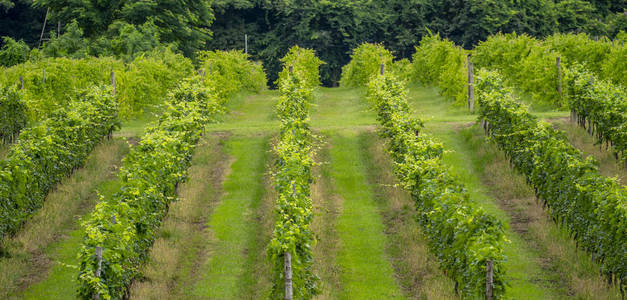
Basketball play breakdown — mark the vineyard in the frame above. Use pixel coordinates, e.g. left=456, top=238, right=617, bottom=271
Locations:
left=0, top=30, right=626, bottom=300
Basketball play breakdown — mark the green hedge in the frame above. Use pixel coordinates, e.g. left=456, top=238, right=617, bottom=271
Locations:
left=198, top=49, right=267, bottom=103
left=411, top=34, right=468, bottom=105
left=340, top=43, right=394, bottom=87
left=0, top=48, right=193, bottom=120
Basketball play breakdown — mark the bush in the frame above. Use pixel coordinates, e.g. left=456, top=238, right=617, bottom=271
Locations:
left=0, top=36, right=30, bottom=67
left=275, top=45, right=324, bottom=89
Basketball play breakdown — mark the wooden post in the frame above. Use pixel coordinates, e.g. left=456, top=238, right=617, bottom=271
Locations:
left=556, top=57, right=562, bottom=95
left=210, top=62, right=213, bottom=75
left=284, top=252, right=293, bottom=300
left=57, top=21, right=60, bottom=37
left=486, top=260, right=494, bottom=300
left=42, top=68, right=45, bottom=85
left=110, top=71, right=116, bottom=95
left=245, top=34, right=248, bottom=54
left=289, top=65, right=293, bottom=74
left=19, top=76, right=23, bottom=89
left=94, top=246, right=103, bottom=300
left=38, top=8, right=49, bottom=49
left=380, top=53, right=384, bottom=75
left=467, top=54, right=475, bottom=112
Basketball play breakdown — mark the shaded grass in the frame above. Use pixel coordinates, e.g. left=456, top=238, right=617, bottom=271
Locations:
left=128, top=133, right=229, bottom=299
left=13, top=140, right=128, bottom=299
left=359, top=131, right=457, bottom=299
left=327, top=131, right=404, bottom=299
left=191, top=135, right=271, bottom=299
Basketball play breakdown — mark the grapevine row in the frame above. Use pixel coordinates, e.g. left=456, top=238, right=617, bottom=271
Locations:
left=545, top=32, right=626, bottom=87
left=0, top=85, right=27, bottom=143
left=76, top=51, right=266, bottom=299
left=267, top=46, right=322, bottom=299
left=473, top=33, right=627, bottom=162
left=567, top=67, right=627, bottom=165
left=475, top=69, right=626, bottom=291
left=366, top=70, right=507, bottom=297
left=77, top=78, right=224, bottom=299
left=0, top=85, right=117, bottom=244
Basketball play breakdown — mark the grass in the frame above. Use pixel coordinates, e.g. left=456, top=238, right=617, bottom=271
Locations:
left=0, top=138, right=128, bottom=299
left=310, top=142, right=342, bottom=300
left=326, top=131, right=404, bottom=299
left=191, top=135, right=272, bottom=299
left=205, top=91, right=280, bottom=134
left=128, top=133, right=229, bottom=299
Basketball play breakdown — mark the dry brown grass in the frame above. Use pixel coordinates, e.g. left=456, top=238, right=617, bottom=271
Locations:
left=129, top=134, right=230, bottom=299
left=359, top=131, right=458, bottom=300
left=0, top=138, right=128, bottom=298
left=467, top=126, right=623, bottom=299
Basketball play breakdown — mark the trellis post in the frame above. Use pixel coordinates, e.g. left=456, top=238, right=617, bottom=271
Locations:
left=486, top=260, right=494, bottom=300
left=467, top=54, right=475, bottom=112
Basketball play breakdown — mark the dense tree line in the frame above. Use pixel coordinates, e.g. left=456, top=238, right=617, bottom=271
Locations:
left=1, top=0, right=625, bottom=85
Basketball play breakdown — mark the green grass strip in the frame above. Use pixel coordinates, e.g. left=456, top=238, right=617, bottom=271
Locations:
left=192, top=135, right=268, bottom=299
left=328, top=132, right=404, bottom=299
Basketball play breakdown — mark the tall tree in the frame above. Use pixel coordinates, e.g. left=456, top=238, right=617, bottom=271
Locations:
left=32, top=0, right=214, bottom=56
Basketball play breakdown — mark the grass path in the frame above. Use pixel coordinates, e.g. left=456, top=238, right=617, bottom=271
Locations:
left=190, top=135, right=271, bottom=299
left=128, top=133, right=229, bottom=298
left=359, top=132, right=458, bottom=299
left=326, top=131, right=404, bottom=299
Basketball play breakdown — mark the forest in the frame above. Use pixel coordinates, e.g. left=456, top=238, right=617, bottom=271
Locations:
left=1, top=0, right=625, bottom=85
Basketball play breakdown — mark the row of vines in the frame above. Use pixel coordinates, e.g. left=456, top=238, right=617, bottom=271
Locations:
left=343, top=43, right=508, bottom=297
left=77, top=78, right=223, bottom=299
left=71, top=52, right=265, bottom=299
left=0, top=86, right=118, bottom=244
left=406, top=31, right=626, bottom=294
left=473, top=33, right=626, bottom=163
left=475, top=69, right=626, bottom=292
left=267, top=46, right=323, bottom=299
left=0, top=48, right=193, bottom=121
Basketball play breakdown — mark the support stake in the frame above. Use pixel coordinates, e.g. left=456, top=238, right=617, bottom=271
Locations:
left=467, top=54, right=475, bottom=112
left=486, top=260, right=494, bottom=300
